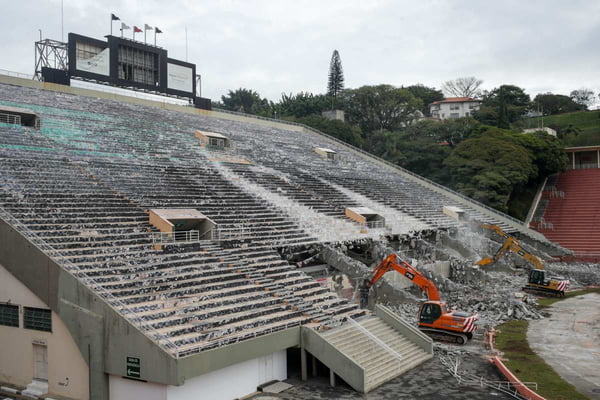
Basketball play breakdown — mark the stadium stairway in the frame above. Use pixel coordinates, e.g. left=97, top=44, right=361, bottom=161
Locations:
left=302, top=307, right=433, bottom=393
left=531, top=168, right=600, bottom=260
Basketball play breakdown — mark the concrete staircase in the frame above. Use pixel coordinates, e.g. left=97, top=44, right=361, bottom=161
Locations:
left=302, top=305, right=433, bottom=393
left=22, top=379, right=48, bottom=397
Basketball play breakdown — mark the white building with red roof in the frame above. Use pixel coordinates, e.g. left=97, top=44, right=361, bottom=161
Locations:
left=429, top=97, right=482, bottom=119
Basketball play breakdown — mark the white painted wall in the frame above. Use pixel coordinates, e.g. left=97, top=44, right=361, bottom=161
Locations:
left=167, top=351, right=287, bottom=400
left=0, top=263, right=89, bottom=400
left=109, top=375, right=166, bottom=400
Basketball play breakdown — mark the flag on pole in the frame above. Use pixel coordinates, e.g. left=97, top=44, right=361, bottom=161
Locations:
left=120, top=22, right=130, bottom=38
left=154, top=27, right=162, bottom=46
left=111, top=13, right=120, bottom=21
left=133, top=26, right=142, bottom=40
left=144, top=24, right=153, bottom=44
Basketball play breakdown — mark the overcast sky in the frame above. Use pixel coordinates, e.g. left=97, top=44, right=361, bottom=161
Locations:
left=2, top=0, right=599, bottom=102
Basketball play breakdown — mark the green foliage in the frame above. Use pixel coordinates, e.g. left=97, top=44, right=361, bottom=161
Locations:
left=327, top=50, right=344, bottom=99
left=289, top=114, right=363, bottom=148
left=278, top=92, right=331, bottom=119
left=495, top=320, right=589, bottom=400
left=520, top=110, right=600, bottom=146
left=444, top=131, right=536, bottom=210
left=510, top=131, right=568, bottom=177
left=475, top=85, right=531, bottom=128
left=405, top=84, right=444, bottom=116
left=220, top=88, right=273, bottom=116
left=341, top=84, right=422, bottom=134
left=533, top=93, right=584, bottom=115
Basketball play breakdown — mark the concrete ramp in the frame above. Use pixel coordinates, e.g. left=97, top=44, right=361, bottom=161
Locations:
left=301, top=305, right=433, bottom=393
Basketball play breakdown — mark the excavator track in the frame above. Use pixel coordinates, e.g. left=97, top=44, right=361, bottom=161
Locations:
left=523, top=285, right=564, bottom=297
left=419, top=327, right=469, bottom=345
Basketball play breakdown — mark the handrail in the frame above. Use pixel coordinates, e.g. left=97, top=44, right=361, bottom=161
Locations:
left=346, top=317, right=403, bottom=363
left=0, top=206, right=181, bottom=358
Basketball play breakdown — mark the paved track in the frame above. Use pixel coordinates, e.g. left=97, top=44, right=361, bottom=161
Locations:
left=528, top=292, right=600, bottom=399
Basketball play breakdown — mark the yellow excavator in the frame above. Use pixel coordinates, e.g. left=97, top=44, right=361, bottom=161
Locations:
left=476, top=224, right=569, bottom=296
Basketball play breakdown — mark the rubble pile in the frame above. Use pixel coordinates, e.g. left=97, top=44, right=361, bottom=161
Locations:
left=546, top=262, right=600, bottom=287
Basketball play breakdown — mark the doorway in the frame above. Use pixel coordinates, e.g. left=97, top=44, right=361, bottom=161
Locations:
left=33, top=344, right=48, bottom=381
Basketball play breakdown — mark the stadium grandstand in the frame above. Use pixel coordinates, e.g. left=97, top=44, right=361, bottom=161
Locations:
left=530, top=150, right=600, bottom=261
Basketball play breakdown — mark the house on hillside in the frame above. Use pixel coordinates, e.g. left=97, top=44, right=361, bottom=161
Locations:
left=429, top=97, right=482, bottom=120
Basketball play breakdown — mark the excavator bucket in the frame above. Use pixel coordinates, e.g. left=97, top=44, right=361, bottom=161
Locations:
left=476, top=257, right=493, bottom=266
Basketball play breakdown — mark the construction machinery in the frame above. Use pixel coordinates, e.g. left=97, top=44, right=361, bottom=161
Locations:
left=364, top=253, right=478, bottom=344
left=476, top=224, right=569, bottom=296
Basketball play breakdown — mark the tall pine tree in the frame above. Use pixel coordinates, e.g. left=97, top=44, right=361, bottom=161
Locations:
left=327, top=50, right=344, bottom=99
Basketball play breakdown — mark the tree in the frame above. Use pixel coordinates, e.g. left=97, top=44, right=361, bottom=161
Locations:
left=293, top=115, right=363, bottom=148
left=570, top=88, right=595, bottom=109
left=341, top=85, right=422, bottom=134
left=220, top=88, right=271, bottom=116
left=278, top=92, right=331, bottom=118
left=444, top=131, right=536, bottom=210
left=533, top=93, right=584, bottom=115
left=327, top=50, right=344, bottom=100
left=406, top=84, right=444, bottom=116
left=474, top=85, right=530, bottom=128
left=442, top=77, right=483, bottom=98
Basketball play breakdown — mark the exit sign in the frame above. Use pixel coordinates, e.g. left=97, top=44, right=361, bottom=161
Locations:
left=126, top=356, right=140, bottom=379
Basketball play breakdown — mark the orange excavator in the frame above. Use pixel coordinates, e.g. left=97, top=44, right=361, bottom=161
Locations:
left=476, top=224, right=569, bottom=296
left=364, top=253, right=478, bottom=345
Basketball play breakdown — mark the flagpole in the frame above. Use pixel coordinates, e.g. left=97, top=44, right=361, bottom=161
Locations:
left=110, top=14, right=112, bottom=36
left=144, top=29, right=146, bottom=44
left=154, top=30, right=156, bottom=46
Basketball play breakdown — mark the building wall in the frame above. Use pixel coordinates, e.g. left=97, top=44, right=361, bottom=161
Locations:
left=108, top=351, right=286, bottom=400
left=431, top=101, right=480, bottom=119
left=0, top=263, right=89, bottom=400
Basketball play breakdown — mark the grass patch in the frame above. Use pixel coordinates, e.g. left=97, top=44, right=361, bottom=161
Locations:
left=537, top=287, right=600, bottom=308
left=521, top=110, right=600, bottom=146
left=495, top=320, right=590, bottom=400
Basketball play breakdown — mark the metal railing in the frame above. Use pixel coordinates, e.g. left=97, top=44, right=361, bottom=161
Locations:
left=346, top=317, right=403, bottom=363
left=0, top=206, right=181, bottom=358
left=365, top=220, right=386, bottom=229
left=440, top=354, right=534, bottom=399
left=151, top=230, right=201, bottom=245
left=0, top=113, right=21, bottom=126
left=567, top=163, right=600, bottom=170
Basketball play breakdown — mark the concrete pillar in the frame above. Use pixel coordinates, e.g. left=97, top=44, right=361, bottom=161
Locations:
left=572, top=152, right=576, bottom=169
left=311, top=355, right=317, bottom=377
left=300, top=348, right=307, bottom=381
left=330, top=369, right=336, bottom=387
left=597, top=150, right=599, bottom=168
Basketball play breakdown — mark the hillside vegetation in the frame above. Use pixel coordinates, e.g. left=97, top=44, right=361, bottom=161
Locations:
left=519, top=110, right=600, bottom=146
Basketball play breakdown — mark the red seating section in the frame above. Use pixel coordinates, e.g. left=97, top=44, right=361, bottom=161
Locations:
left=532, top=169, right=600, bottom=261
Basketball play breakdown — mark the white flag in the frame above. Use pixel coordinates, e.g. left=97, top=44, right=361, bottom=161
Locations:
left=144, top=24, right=153, bottom=31
left=121, top=22, right=130, bottom=30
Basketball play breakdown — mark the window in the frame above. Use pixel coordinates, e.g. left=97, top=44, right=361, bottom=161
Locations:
left=450, top=113, right=460, bottom=118
left=24, top=307, right=51, bottom=332
left=326, top=152, right=336, bottom=160
left=208, top=137, right=225, bottom=148
left=75, top=42, right=104, bottom=64
left=469, top=104, right=478, bottom=109
left=0, top=304, right=19, bottom=327
left=117, top=45, right=159, bottom=86
left=449, top=104, right=460, bottom=110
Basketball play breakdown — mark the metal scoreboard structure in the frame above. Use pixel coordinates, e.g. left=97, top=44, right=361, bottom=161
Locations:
left=37, top=32, right=210, bottom=109
left=68, top=33, right=196, bottom=98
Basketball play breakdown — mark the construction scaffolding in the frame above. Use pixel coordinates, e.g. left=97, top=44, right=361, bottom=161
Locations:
left=34, top=39, right=68, bottom=81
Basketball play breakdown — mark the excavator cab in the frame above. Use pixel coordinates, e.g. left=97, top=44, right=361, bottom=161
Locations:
left=419, top=302, right=442, bottom=324
left=529, top=269, right=547, bottom=286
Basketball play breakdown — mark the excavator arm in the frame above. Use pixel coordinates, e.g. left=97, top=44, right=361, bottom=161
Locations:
left=477, top=224, right=544, bottom=269
left=366, top=253, right=441, bottom=301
